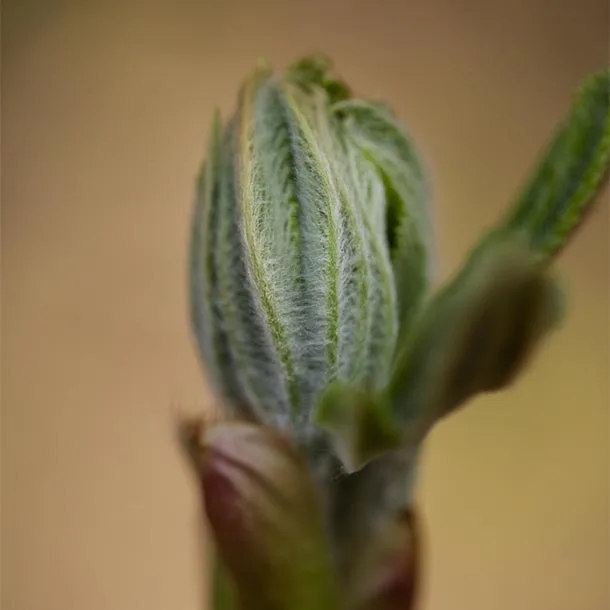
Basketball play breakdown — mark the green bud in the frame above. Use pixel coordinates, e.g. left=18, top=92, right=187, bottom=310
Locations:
left=189, top=57, right=430, bottom=464
left=185, top=55, right=610, bottom=610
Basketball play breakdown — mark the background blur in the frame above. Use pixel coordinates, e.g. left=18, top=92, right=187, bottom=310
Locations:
left=2, top=1, right=609, bottom=609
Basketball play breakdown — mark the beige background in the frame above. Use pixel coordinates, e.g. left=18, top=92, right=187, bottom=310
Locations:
left=2, top=1, right=609, bottom=609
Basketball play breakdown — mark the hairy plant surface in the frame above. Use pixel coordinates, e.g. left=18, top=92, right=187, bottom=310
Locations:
left=180, top=55, right=609, bottom=610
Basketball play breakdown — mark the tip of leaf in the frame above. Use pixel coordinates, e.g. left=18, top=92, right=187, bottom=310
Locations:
left=284, top=53, right=352, bottom=103
left=501, top=67, right=609, bottom=261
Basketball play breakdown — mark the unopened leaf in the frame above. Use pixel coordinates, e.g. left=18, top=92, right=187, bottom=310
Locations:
left=186, top=421, right=340, bottom=610
left=503, top=68, right=609, bottom=259
left=387, top=232, right=563, bottom=445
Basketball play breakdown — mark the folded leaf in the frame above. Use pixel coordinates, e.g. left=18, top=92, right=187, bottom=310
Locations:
left=386, top=232, right=564, bottom=445
left=334, top=99, right=434, bottom=333
left=180, top=419, right=340, bottom=610
left=503, top=68, right=609, bottom=260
